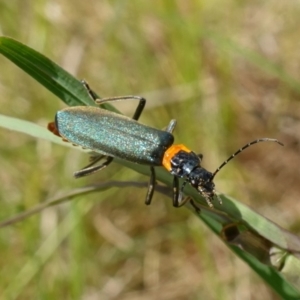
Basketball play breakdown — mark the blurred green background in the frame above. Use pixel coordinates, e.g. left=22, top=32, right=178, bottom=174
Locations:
left=0, top=1, right=299, bottom=299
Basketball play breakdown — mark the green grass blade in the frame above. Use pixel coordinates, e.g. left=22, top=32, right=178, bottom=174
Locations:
left=0, top=114, right=76, bottom=147
left=199, top=213, right=300, bottom=297
left=0, top=36, right=95, bottom=107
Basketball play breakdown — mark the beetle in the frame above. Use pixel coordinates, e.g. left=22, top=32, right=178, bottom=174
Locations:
left=48, top=81, right=283, bottom=208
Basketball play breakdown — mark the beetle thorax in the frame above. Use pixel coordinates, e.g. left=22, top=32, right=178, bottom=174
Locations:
left=169, top=150, right=201, bottom=177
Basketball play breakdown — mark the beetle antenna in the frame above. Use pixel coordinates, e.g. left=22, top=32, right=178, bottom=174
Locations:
left=210, top=138, right=284, bottom=181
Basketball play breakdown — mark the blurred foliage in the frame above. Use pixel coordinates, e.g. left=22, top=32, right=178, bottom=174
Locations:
left=0, top=1, right=300, bottom=299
